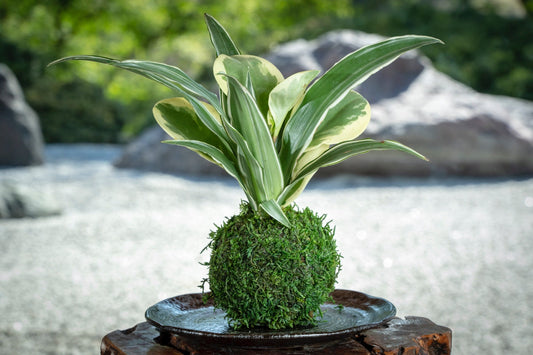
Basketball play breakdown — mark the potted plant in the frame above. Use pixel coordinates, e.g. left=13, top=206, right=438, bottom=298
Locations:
left=51, top=14, right=441, bottom=332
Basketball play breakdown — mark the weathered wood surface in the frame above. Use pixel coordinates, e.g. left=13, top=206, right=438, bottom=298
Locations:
left=101, top=317, right=451, bottom=355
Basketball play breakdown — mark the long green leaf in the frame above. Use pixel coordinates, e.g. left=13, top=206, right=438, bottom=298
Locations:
left=204, top=13, right=240, bottom=56
left=293, top=91, right=370, bottom=177
left=292, top=144, right=329, bottom=180
left=277, top=99, right=321, bottom=181
left=49, top=55, right=234, bottom=151
left=222, top=121, right=268, bottom=206
left=278, top=35, right=442, bottom=181
left=306, top=36, right=441, bottom=107
left=224, top=75, right=284, bottom=200
left=214, top=55, right=284, bottom=117
left=259, top=200, right=290, bottom=227
left=236, top=140, right=267, bottom=206
left=185, top=95, right=236, bottom=158
left=277, top=174, right=314, bottom=207
left=138, top=68, right=233, bottom=153
left=294, top=139, right=428, bottom=181
left=153, top=98, right=221, bottom=144
left=49, top=56, right=220, bottom=108
left=164, top=138, right=258, bottom=212
left=309, top=91, right=371, bottom=148
left=162, top=139, right=239, bottom=180
left=268, top=70, right=319, bottom=140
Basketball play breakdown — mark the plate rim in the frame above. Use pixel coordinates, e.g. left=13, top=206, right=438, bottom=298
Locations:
left=145, top=289, right=396, bottom=346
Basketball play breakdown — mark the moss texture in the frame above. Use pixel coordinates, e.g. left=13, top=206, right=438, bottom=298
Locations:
left=204, top=203, right=341, bottom=329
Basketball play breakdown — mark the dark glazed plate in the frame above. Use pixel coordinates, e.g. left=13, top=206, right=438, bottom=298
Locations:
left=145, top=289, right=396, bottom=346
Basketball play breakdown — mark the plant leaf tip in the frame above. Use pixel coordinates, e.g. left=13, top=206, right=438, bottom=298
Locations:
left=433, top=37, right=445, bottom=45
left=424, top=35, right=445, bottom=46
left=403, top=35, right=444, bottom=46
left=47, top=57, right=67, bottom=68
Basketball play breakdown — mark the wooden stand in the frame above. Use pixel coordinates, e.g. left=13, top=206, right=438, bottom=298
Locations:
left=101, top=316, right=451, bottom=354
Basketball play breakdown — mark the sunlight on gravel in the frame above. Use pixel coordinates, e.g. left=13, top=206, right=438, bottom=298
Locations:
left=1, top=144, right=532, bottom=354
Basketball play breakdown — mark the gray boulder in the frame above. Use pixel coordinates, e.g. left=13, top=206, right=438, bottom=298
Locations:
left=115, top=30, right=533, bottom=177
left=346, top=70, right=533, bottom=176
left=0, top=64, right=44, bottom=166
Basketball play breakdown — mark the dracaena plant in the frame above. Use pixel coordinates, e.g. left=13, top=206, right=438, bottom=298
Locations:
left=50, top=14, right=440, bottom=228
left=51, top=14, right=442, bottom=329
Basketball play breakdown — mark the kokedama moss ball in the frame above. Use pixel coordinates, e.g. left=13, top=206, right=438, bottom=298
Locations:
left=205, top=203, right=341, bottom=330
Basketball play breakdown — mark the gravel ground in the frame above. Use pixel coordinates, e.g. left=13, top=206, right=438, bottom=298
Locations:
left=1, top=144, right=532, bottom=354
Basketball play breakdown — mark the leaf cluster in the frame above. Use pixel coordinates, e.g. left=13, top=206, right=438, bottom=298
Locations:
left=204, top=203, right=341, bottom=329
left=49, top=15, right=440, bottom=226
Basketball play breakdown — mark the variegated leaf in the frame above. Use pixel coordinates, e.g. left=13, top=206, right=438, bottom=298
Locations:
left=49, top=55, right=234, bottom=152
left=224, top=75, right=284, bottom=200
left=278, top=35, right=442, bottom=182
left=310, top=90, right=370, bottom=148
left=214, top=54, right=284, bottom=117
left=268, top=70, right=319, bottom=140
left=162, top=139, right=239, bottom=179
left=260, top=200, right=291, bottom=227
left=293, top=90, right=370, bottom=177
left=50, top=56, right=221, bottom=110
left=277, top=174, right=314, bottom=208
left=204, top=14, right=240, bottom=56
left=294, top=139, right=428, bottom=181
left=153, top=98, right=230, bottom=163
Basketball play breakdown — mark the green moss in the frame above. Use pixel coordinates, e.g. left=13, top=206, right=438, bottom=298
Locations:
left=204, top=203, right=341, bottom=330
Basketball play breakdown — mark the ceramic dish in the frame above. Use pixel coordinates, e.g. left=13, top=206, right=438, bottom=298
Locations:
left=145, top=289, right=396, bottom=346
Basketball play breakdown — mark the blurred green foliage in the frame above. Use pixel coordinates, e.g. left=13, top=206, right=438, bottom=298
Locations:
left=342, top=0, right=533, bottom=103
left=0, top=0, right=531, bottom=143
left=27, top=77, right=128, bottom=143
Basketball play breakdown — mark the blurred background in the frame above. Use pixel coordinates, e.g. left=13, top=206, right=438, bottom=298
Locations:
left=1, top=0, right=533, bottom=354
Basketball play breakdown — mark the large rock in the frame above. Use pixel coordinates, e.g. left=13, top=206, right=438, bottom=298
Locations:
left=0, top=64, right=44, bottom=166
left=115, top=30, right=533, bottom=177
left=343, top=70, right=533, bottom=176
